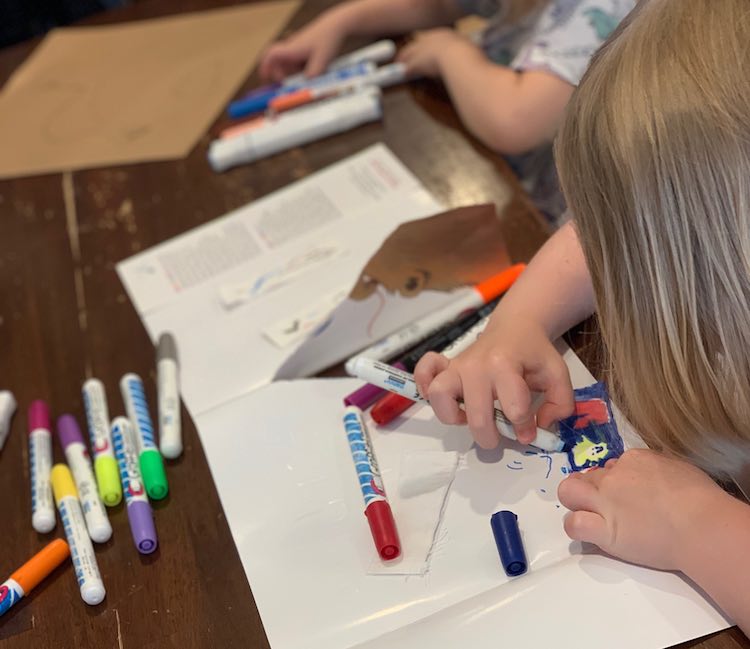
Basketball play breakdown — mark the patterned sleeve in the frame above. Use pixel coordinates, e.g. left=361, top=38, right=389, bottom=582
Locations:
left=455, top=0, right=507, bottom=20
left=511, top=0, right=635, bottom=86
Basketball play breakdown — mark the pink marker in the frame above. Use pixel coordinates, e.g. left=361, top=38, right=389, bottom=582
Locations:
left=28, top=401, right=56, bottom=533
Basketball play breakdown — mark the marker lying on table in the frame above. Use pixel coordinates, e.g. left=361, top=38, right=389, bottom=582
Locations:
left=238, top=41, right=396, bottom=105
left=211, top=88, right=382, bottom=172
left=344, top=264, right=526, bottom=377
left=344, top=296, right=500, bottom=411
left=0, top=390, right=16, bottom=452
left=157, top=333, right=182, bottom=459
left=228, top=61, right=375, bottom=118
left=57, top=415, right=112, bottom=543
left=28, top=401, right=56, bottom=534
left=371, top=307, right=496, bottom=424
left=82, top=379, right=122, bottom=506
left=282, top=40, right=396, bottom=87
left=343, top=406, right=400, bottom=560
left=51, top=465, right=106, bottom=605
left=112, top=417, right=158, bottom=554
left=121, top=373, right=169, bottom=500
left=0, top=539, right=70, bottom=617
left=349, top=358, right=565, bottom=453
left=269, top=63, right=408, bottom=113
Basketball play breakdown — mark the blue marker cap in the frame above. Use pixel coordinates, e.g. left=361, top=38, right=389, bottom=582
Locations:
left=490, top=510, right=527, bottom=577
left=228, top=91, right=278, bottom=119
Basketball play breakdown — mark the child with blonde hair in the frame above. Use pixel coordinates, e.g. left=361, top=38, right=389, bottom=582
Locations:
left=416, top=0, right=750, bottom=632
left=259, top=0, right=634, bottom=219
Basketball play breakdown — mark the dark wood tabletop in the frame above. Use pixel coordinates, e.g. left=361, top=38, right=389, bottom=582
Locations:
left=0, top=1, right=745, bottom=648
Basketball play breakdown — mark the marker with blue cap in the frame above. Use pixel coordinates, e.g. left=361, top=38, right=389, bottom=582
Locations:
left=491, top=510, right=528, bottom=577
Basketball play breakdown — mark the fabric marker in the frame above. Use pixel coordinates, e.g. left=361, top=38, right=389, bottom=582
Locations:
left=283, top=40, right=396, bottom=87
left=371, top=300, right=501, bottom=424
left=269, top=62, right=408, bottom=113
left=57, top=415, right=112, bottom=543
left=157, top=333, right=182, bottom=459
left=0, top=390, right=16, bottom=452
left=220, top=115, right=266, bottom=140
left=28, top=401, right=56, bottom=534
left=343, top=406, right=400, bottom=560
left=82, top=379, right=122, bottom=507
left=350, top=358, right=565, bottom=453
left=120, top=373, right=169, bottom=500
left=235, top=40, right=396, bottom=105
left=345, top=264, right=526, bottom=376
left=111, top=417, right=158, bottom=554
left=491, top=510, right=528, bottom=577
left=0, top=539, right=70, bottom=617
left=228, top=61, right=375, bottom=118
left=51, top=465, right=106, bottom=605
left=210, top=88, right=382, bottom=172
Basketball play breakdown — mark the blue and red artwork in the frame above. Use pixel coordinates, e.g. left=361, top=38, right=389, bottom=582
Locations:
left=559, top=382, right=624, bottom=471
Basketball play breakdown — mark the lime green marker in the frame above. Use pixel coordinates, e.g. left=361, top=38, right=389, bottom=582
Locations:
left=83, top=378, right=122, bottom=506
left=120, top=373, right=168, bottom=500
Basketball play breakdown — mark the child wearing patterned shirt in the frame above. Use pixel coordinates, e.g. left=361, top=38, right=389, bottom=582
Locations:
left=259, top=0, right=635, bottom=221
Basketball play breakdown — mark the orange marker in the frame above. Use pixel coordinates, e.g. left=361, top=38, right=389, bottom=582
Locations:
left=0, top=539, right=70, bottom=616
left=219, top=116, right=266, bottom=140
left=269, top=88, right=335, bottom=113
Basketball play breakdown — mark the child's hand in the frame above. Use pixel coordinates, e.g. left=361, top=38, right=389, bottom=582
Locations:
left=414, top=315, right=574, bottom=448
left=558, top=449, right=733, bottom=571
left=397, top=28, right=473, bottom=78
left=259, top=15, right=347, bottom=82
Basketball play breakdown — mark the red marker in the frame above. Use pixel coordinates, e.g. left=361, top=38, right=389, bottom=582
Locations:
left=343, top=406, right=400, bottom=560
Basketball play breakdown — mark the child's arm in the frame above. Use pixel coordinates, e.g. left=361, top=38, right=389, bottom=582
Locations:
left=559, top=450, right=750, bottom=635
left=414, top=221, right=594, bottom=447
left=399, top=30, right=574, bottom=154
left=259, top=0, right=466, bottom=81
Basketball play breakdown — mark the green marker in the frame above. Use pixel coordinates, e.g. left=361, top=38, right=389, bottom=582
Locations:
left=120, top=373, right=169, bottom=500
left=83, top=378, right=123, bottom=506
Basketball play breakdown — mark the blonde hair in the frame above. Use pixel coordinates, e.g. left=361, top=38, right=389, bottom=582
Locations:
left=555, top=0, right=750, bottom=477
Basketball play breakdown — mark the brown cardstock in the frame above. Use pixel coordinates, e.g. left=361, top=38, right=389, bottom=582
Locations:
left=0, top=2, right=299, bottom=178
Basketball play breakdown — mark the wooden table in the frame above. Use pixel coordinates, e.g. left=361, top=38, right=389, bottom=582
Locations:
left=0, top=1, right=744, bottom=647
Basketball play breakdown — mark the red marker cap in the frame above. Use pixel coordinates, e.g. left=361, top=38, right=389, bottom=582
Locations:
left=365, top=500, right=401, bottom=560
left=371, top=393, right=416, bottom=425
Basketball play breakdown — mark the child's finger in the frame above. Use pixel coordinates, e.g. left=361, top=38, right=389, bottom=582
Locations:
left=494, top=374, right=536, bottom=444
left=558, top=474, right=601, bottom=512
left=305, top=43, right=336, bottom=77
left=427, top=369, right=467, bottom=426
left=414, top=352, right=449, bottom=399
left=535, top=362, right=575, bottom=429
left=461, top=379, right=501, bottom=449
left=563, top=511, right=609, bottom=547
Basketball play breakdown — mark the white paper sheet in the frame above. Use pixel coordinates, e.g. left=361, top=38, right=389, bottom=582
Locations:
left=117, top=145, right=449, bottom=416
left=194, top=346, right=729, bottom=649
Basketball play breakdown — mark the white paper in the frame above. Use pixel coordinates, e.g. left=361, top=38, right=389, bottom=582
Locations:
left=117, top=145, right=445, bottom=416
left=367, top=450, right=460, bottom=576
left=194, top=346, right=729, bottom=649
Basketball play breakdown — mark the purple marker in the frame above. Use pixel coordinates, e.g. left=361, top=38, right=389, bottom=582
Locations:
left=111, top=417, right=158, bottom=554
left=57, top=415, right=112, bottom=543
left=344, top=362, right=406, bottom=410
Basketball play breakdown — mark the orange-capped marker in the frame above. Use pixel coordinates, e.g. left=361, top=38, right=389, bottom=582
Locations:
left=345, top=263, right=527, bottom=376
left=474, top=263, right=526, bottom=303
left=0, top=539, right=70, bottom=617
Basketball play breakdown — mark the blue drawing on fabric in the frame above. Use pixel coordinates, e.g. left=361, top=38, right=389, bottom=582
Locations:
left=559, top=382, right=624, bottom=471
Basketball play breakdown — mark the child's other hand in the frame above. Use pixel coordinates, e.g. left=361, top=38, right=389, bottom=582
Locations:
left=414, top=316, right=574, bottom=448
left=397, top=28, right=471, bottom=78
left=559, top=449, right=733, bottom=571
left=259, top=16, right=347, bottom=82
